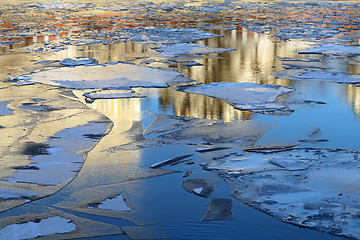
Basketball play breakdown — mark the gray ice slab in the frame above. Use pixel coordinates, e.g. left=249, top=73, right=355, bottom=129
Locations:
left=181, top=178, right=218, bottom=198
left=202, top=198, right=234, bottom=221
left=150, top=154, right=193, bottom=168
left=244, top=144, right=300, bottom=153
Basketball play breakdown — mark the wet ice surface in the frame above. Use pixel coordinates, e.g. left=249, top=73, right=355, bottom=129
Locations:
left=177, top=82, right=294, bottom=114
left=153, top=43, right=235, bottom=56
left=203, top=148, right=360, bottom=238
left=0, top=216, right=76, bottom=239
left=4, top=122, right=107, bottom=185
left=27, top=63, right=183, bottom=89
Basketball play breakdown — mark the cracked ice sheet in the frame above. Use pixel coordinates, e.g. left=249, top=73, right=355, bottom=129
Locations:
left=153, top=43, right=235, bottom=56
left=4, top=122, right=107, bottom=185
left=0, top=84, right=109, bottom=212
left=145, top=114, right=272, bottom=145
left=0, top=208, right=123, bottom=239
left=26, top=63, right=183, bottom=90
left=203, top=148, right=360, bottom=239
left=299, top=44, right=360, bottom=55
left=275, top=69, right=360, bottom=84
left=177, top=82, right=294, bottom=115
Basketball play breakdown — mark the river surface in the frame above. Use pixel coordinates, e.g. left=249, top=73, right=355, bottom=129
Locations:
left=0, top=1, right=359, bottom=239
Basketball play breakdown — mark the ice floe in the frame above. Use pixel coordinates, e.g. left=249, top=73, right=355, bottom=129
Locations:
left=153, top=43, right=235, bottom=56
left=177, top=82, right=294, bottom=115
left=0, top=216, right=76, bottom=239
left=203, top=147, right=360, bottom=239
left=299, top=44, right=360, bottom=55
left=275, top=69, right=360, bottom=84
left=202, top=198, right=234, bottom=221
left=26, top=63, right=184, bottom=89
left=4, top=122, right=107, bottom=186
left=83, top=90, right=146, bottom=100
left=60, top=57, right=98, bottom=67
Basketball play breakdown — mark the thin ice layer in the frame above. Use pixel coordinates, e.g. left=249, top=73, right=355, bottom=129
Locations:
left=153, top=43, right=235, bottom=55
left=145, top=114, right=272, bottom=145
left=177, top=82, right=293, bottom=114
left=0, top=216, right=76, bottom=239
left=299, top=44, right=360, bottom=55
left=27, top=63, right=182, bottom=90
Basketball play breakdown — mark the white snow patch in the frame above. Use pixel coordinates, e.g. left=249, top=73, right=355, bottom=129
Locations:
left=27, top=63, right=182, bottom=90
left=177, top=82, right=293, bottom=114
left=193, top=188, right=203, bottom=195
left=0, top=216, right=76, bottom=239
left=153, top=43, right=235, bottom=56
left=299, top=44, right=360, bottom=55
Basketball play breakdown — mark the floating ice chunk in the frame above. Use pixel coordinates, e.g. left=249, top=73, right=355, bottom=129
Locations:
left=177, top=82, right=293, bottom=114
left=27, top=63, right=182, bottom=89
left=60, top=57, right=98, bottom=66
left=181, top=178, right=218, bottom=198
left=0, top=216, right=76, bottom=239
left=12, top=81, right=35, bottom=86
left=275, top=69, right=360, bottom=84
left=83, top=90, right=146, bottom=99
left=150, top=154, right=193, bottom=168
left=299, top=44, right=360, bottom=55
left=89, top=195, right=131, bottom=211
left=153, top=43, right=235, bottom=56
left=280, top=58, right=332, bottom=69
left=202, top=198, right=234, bottom=221
left=244, top=144, right=299, bottom=153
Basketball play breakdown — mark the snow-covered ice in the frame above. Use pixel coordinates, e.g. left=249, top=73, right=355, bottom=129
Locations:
left=177, top=82, right=294, bottom=114
left=153, top=43, right=235, bottom=56
left=26, top=63, right=183, bottom=90
left=203, top=148, right=360, bottom=239
left=0, top=216, right=76, bottom=239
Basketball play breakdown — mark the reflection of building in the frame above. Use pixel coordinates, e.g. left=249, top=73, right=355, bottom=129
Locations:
left=347, top=85, right=360, bottom=116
